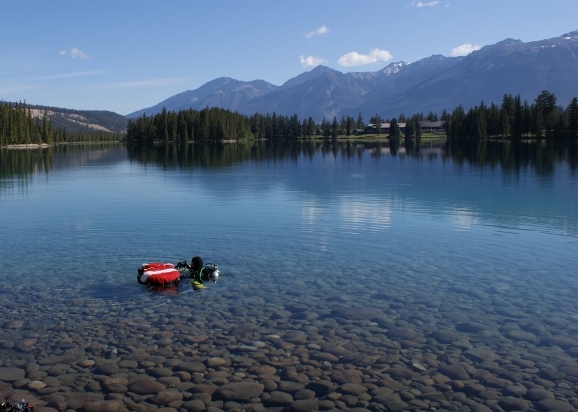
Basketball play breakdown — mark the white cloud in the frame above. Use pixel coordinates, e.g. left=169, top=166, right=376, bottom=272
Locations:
left=337, top=48, right=393, bottom=67
left=300, top=55, right=325, bottom=68
left=304, top=25, right=330, bottom=39
left=450, top=43, right=481, bottom=56
left=59, top=47, right=90, bottom=60
left=412, top=0, right=439, bottom=7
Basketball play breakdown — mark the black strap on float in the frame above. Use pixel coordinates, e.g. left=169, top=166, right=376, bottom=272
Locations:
left=174, top=261, right=189, bottom=270
left=137, top=267, right=146, bottom=284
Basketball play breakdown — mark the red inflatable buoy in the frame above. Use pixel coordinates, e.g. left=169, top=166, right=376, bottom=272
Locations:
left=138, top=262, right=181, bottom=286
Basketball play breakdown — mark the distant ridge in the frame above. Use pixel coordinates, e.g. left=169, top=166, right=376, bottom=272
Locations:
left=26, top=104, right=128, bottom=133
left=127, top=30, right=578, bottom=122
left=127, top=77, right=277, bottom=119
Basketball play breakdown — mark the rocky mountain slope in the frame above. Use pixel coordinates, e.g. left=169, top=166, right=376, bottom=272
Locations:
left=128, top=30, right=578, bottom=121
left=28, top=105, right=128, bottom=133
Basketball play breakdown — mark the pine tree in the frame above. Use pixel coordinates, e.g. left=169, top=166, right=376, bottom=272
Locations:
left=356, top=113, right=364, bottom=129
left=511, top=95, right=523, bottom=139
left=568, top=97, right=578, bottom=139
left=346, top=116, right=353, bottom=136
left=42, top=110, right=49, bottom=144
left=306, top=117, right=315, bottom=137
left=404, top=118, right=415, bottom=138
left=331, top=116, right=339, bottom=138
left=372, top=114, right=381, bottom=135
left=535, top=90, right=557, bottom=138
left=389, top=118, right=400, bottom=139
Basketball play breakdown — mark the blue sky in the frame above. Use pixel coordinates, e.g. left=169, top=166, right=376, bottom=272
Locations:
left=1, top=0, right=577, bottom=115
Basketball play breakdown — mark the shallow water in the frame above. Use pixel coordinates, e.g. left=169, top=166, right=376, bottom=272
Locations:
left=1, top=140, right=577, bottom=411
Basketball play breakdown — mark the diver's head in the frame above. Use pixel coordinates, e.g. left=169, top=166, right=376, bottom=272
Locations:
left=191, top=256, right=203, bottom=271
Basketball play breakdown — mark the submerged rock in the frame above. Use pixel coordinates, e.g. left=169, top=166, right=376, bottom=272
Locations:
left=216, top=381, right=265, bottom=401
left=0, top=367, right=25, bottom=382
left=331, top=307, right=383, bottom=320
left=127, top=378, right=166, bottom=395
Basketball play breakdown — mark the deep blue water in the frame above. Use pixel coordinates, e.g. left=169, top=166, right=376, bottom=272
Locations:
left=1, top=140, right=578, bottom=408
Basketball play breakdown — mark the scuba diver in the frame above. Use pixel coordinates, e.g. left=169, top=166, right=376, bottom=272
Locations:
left=175, top=256, right=220, bottom=289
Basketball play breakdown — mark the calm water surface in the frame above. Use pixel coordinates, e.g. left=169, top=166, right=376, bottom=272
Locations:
left=0, top=140, right=577, bottom=410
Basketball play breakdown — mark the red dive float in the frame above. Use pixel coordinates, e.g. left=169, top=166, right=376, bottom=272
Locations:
left=137, top=262, right=181, bottom=286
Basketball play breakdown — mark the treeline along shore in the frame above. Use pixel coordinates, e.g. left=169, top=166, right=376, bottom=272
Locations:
left=2, top=90, right=578, bottom=147
left=447, top=91, right=578, bottom=140
left=126, top=90, right=578, bottom=145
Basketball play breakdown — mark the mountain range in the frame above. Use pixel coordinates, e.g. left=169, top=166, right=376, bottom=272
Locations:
left=128, top=30, right=578, bottom=122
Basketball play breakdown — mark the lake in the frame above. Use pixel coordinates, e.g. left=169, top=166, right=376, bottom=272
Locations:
left=1, top=140, right=577, bottom=411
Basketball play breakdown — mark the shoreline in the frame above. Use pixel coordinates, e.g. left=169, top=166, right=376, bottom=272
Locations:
left=3, top=143, right=50, bottom=150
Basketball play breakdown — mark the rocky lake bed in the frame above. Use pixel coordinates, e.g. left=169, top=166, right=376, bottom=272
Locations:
left=1, top=269, right=578, bottom=412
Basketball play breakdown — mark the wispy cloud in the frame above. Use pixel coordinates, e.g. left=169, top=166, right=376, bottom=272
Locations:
left=59, top=47, right=90, bottom=60
left=112, top=78, right=187, bottom=89
left=304, top=25, right=330, bottom=39
left=450, top=43, right=481, bottom=56
left=300, top=55, right=326, bottom=68
left=337, top=48, right=393, bottom=67
left=411, top=0, right=440, bottom=7
left=39, top=70, right=104, bottom=80
left=0, top=71, right=102, bottom=95
left=0, top=82, right=42, bottom=95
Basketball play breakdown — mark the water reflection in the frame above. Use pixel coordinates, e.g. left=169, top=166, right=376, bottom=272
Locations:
left=445, top=139, right=578, bottom=176
left=0, top=143, right=126, bottom=180
left=2, top=140, right=577, bottom=178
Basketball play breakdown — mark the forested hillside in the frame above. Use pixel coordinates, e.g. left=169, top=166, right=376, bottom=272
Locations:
left=126, top=107, right=363, bottom=145
left=126, top=107, right=253, bottom=146
left=27, top=104, right=128, bottom=133
left=0, top=101, right=125, bottom=146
